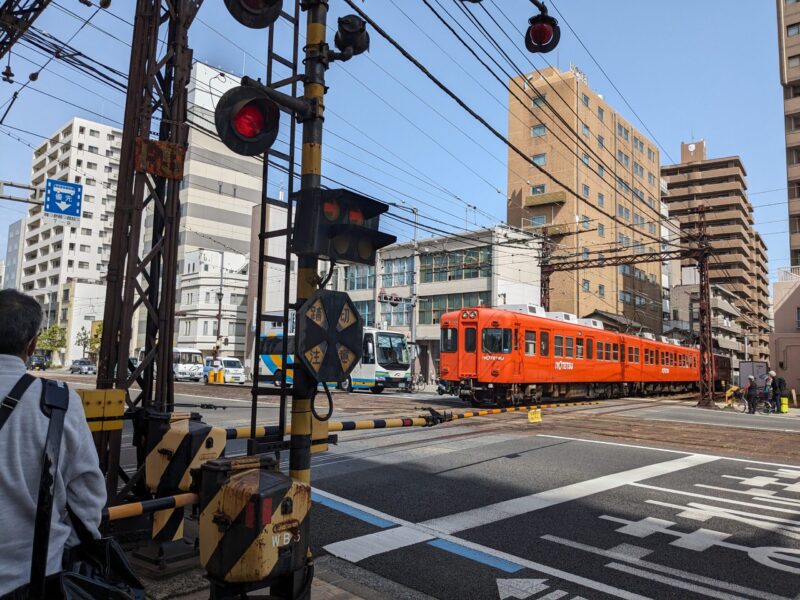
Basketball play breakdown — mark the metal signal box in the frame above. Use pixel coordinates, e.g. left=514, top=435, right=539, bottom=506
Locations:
left=142, top=410, right=226, bottom=495
left=196, top=455, right=311, bottom=585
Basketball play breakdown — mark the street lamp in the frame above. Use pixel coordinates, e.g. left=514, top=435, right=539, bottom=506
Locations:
left=216, top=290, right=224, bottom=359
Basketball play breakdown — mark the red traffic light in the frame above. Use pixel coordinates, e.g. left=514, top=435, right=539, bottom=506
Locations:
left=224, top=0, right=283, bottom=29
left=323, top=200, right=341, bottom=221
left=525, top=13, right=560, bottom=54
left=348, top=207, right=364, bottom=226
left=214, top=86, right=280, bottom=156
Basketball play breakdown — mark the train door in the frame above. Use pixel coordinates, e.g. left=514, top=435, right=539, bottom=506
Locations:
left=539, top=327, right=552, bottom=383
left=462, top=322, right=478, bottom=378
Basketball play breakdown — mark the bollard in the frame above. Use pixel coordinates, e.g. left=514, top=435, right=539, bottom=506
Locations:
left=528, top=408, right=542, bottom=424
left=781, top=395, right=790, bottom=414
left=215, top=368, right=225, bottom=384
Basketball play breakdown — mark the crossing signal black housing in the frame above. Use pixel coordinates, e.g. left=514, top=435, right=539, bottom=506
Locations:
left=214, top=85, right=280, bottom=156
left=334, top=15, right=370, bottom=57
left=525, top=13, right=560, bottom=54
left=292, top=189, right=396, bottom=265
left=224, top=0, right=283, bottom=29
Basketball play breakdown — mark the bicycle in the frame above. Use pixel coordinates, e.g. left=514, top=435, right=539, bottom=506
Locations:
left=407, top=373, right=425, bottom=393
left=756, top=395, right=778, bottom=415
left=723, top=386, right=747, bottom=413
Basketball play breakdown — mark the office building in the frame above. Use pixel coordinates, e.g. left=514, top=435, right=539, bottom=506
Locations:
left=778, top=0, right=800, bottom=266
left=661, top=141, right=770, bottom=364
left=17, top=117, right=121, bottom=364
left=3, top=217, right=25, bottom=290
left=507, top=66, right=664, bottom=333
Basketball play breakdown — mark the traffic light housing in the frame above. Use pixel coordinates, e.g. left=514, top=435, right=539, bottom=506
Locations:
left=525, top=13, right=560, bottom=54
left=292, top=189, right=396, bottom=265
left=223, top=0, right=283, bottom=29
left=214, top=85, right=280, bottom=156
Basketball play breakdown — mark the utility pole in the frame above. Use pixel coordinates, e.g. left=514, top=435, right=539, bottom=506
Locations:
left=410, top=207, right=418, bottom=379
left=215, top=251, right=224, bottom=359
left=696, top=206, right=714, bottom=408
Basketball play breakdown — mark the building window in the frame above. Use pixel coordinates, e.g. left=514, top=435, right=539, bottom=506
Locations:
left=617, top=123, right=629, bottom=141
left=582, top=94, right=589, bottom=107
left=598, top=223, right=605, bottom=237
left=203, top=321, right=208, bottom=335
left=382, top=256, right=414, bottom=287
left=582, top=184, right=590, bottom=197
left=617, top=205, right=630, bottom=220
left=353, top=301, right=375, bottom=326
left=648, top=148, right=655, bottom=161
left=89, top=129, right=100, bottom=138
left=531, top=153, right=547, bottom=166
left=345, top=265, right=375, bottom=290
left=582, top=124, right=590, bottom=137
left=791, top=216, right=800, bottom=234
left=597, top=192, right=604, bottom=207
left=531, top=124, right=547, bottom=137
left=582, top=153, right=590, bottom=166
left=791, top=55, right=800, bottom=68
left=633, top=162, right=644, bottom=177
left=531, top=95, right=546, bottom=108
left=581, top=215, right=590, bottom=229
left=582, top=279, right=590, bottom=292
left=597, top=135, right=604, bottom=150
left=796, top=307, right=800, bottom=329
left=383, top=302, right=411, bottom=326
left=598, top=284, right=605, bottom=297
left=617, top=150, right=630, bottom=168
left=597, top=107, right=604, bottom=122
left=582, top=248, right=590, bottom=260
left=789, top=23, right=800, bottom=37
left=527, top=215, right=547, bottom=227
left=420, top=247, right=491, bottom=283
left=418, top=292, right=490, bottom=325
left=531, top=184, right=547, bottom=195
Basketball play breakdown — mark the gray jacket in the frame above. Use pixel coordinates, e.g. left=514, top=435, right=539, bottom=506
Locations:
left=0, top=355, right=106, bottom=595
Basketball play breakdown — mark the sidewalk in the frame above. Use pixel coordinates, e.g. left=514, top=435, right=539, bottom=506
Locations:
left=146, top=556, right=433, bottom=600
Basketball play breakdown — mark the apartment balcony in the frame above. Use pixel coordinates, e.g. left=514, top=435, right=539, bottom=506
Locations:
left=785, top=95, right=800, bottom=114
left=788, top=130, right=800, bottom=147
left=716, top=336, right=744, bottom=353
left=712, top=317, right=743, bottom=335
left=789, top=164, right=800, bottom=181
left=523, top=190, right=567, bottom=207
left=665, top=166, right=745, bottom=185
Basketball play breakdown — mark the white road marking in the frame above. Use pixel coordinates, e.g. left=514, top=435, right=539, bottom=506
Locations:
left=542, top=535, right=794, bottom=600
left=644, top=417, right=800, bottom=433
left=538, top=434, right=800, bottom=468
left=606, top=563, right=747, bottom=600
left=696, top=485, right=800, bottom=506
left=496, top=578, right=549, bottom=599
left=317, top=488, right=652, bottom=600
left=631, top=483, right=800, bottom=515
left=420, top=454, right=716, bottom=535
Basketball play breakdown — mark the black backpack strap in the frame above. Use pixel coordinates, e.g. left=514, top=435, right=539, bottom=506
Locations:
left=65, top=503, right=95, bottom=547
left=29, top=378, right=69, bottom=600
left=0, top=373, right=36, bottom=433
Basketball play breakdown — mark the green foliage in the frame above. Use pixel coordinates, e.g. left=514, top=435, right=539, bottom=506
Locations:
left=90, top=322, right=103, bottom=355
left=75, top=326, right=91, bottom=358
left=38, top=325, right=67, bottom=353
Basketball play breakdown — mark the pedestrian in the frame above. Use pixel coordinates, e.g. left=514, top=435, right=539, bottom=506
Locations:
left=764, top=371, right=775, bottom=414
left=0, top=289, right=106, bottom=596
left=744, top=374, right=759, bottom=414
left=770, top=370, right=786, bottom=413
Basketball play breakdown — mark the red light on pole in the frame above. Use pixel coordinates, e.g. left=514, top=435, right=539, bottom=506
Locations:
left=232, top=103, right=266, bottom=139
left=348, top=207, right=364, bottom=226
left=529, top=21, right=554, bottom=46
left=214, top=86, right=280, bottom=156
left=323, top=200, right=341, bottom=221
left=525, top=13, right=560, bottom=54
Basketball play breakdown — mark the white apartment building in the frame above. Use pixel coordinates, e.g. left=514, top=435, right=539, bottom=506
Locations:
left=137, top=62, right=267, bottom=354
left=3, top=217, right=26, bottom=290
left=18, top=117, right=121, bottom=364
left=326, top=226, right=541, bottom=381
left=57, top=281, right=106, bottom=365
left=175, top=249, right=248, bottom=360
left=0, top=260, right=4, bottom=288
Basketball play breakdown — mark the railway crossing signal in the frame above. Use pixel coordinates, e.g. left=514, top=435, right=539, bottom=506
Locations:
left=292, top=188, right=396, bottom=266
left=525, top=8, right=560, bottom=54
left=214, top=85, right=281, bottom=157
left=224, top=0, right=283, bottom=29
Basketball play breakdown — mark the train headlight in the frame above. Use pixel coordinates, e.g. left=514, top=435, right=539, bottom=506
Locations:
left=469, top=311, right=477, bottom=319
left=462, top=311, right=469, bottom=319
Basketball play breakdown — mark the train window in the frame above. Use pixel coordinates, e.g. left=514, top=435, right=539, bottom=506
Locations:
left=635, top=348, right=640, bottom=363
left=441, top=328, right=458, bottom=353
left=612, top=344, right=619, bottom=361
left=627, top=346, right=634, bottom=362
left=524, top=331, right=536, bottom=355
left=576, top=339, right=584, bottom=358
left=482, top=328, right=512, bottom=354
left=554, top=336, right=564, bottom=357
left=540, top=332, right=550, bottom=356
left=565, top=337, right=574, bottom=358
left=597, top=342, right=604, bottom=360
left=464, top=328, right=476, bottom=353
left=586, top=339, right=593, bottom=359
left=605, top=344, right=611, bottom=361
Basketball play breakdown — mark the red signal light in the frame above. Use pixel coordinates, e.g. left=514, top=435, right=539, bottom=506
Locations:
left=348, top=207, right=364, bottom=226
left=323, top=200, right=341, bottom=221
left=232, top=103, right=265, bottom=139
left=529, top=22, right=554, bottom=46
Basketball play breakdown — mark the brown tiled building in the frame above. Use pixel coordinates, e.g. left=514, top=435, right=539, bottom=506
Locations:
left=507, top=66, right=664, bottom=333
left=778, top=0, right=800, bottom=266
left=661, top=141, right=770, bottom=364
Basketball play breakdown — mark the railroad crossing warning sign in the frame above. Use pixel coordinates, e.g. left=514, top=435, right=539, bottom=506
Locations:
left=297, top=290, right=363, bottom=383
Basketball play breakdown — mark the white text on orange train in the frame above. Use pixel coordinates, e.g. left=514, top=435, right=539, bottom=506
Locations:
left=482, top=356, right=505, bottom=361
left=661, top=368, right=670, bottom=374
left=555, top=361, right=574, bottom=370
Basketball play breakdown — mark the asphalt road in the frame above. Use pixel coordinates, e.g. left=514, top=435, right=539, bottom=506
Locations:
left=50, top=373, right=800, bottom=598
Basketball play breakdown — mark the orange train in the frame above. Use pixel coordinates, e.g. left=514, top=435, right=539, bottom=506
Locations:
left=438, top=306, right=728, bottom=407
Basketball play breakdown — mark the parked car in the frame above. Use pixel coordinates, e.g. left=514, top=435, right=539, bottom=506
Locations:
left=69, top=358, right=97, bottom=375
left=28, top=355, right=47, bottom=371
left=205, top=356, right=246, bottom=384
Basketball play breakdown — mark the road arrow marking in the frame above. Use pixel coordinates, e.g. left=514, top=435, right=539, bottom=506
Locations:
left=497, top=578, right=549, bottom=599
left=56, top=201, right=72, bottom=211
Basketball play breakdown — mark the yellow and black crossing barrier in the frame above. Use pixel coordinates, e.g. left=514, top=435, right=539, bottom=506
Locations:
left=104, top=493, right=198, bottom=522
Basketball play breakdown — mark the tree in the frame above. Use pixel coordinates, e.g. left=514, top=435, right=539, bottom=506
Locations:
left=89, top=322, right=103, bottom=356
left=75, top=326, right=91, bottom=358
left=37, top=325, right=67, bottom=356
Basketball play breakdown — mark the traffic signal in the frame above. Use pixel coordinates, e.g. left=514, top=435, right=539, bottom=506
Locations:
left=214, top=85, right=280, bottom=156
left=224, top=0, right=283, bottom=29
left=292, top=189, right=396, bottom=265
left=525, top=12, right=560, bottom=54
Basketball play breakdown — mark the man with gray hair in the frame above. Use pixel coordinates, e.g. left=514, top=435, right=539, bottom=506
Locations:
left=0, top=289, right=106, bottom=596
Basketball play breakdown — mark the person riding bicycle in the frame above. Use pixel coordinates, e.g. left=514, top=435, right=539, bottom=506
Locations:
left=744, top=375, right=759, bottom=414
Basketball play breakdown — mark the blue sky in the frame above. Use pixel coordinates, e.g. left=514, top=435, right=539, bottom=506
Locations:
left=0, top=1, right=788, bottom=279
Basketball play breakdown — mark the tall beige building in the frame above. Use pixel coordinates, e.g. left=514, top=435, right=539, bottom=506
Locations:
left=661, top=141, right=770, bottom=364
left=778, top=0, right=800, bottom=266
left=507, top=66, right=664, bottom=333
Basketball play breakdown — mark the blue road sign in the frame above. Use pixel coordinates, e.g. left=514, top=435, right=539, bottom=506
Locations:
left=44, top=179, right=83, bottom=220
